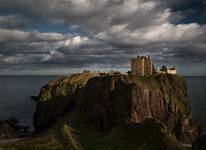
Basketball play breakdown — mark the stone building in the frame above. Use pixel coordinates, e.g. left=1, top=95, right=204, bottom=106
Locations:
left=167, top=67, right=177, bottom=75
left=159, top=66, right=177, bottom=75
left=131, top=55, right=154, bottom=76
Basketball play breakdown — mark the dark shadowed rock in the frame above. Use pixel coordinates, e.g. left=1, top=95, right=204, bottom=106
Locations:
left=33, top=72, right=200, bottom=143
left=0, top=124, right=16, bottom=139
left=33, top=71, right=99, bottom=131
left=0, top=117, right=30, bottom=139
left=192, top=134, right=206, bottom=150
left=30, top=96, right=39, bottom=101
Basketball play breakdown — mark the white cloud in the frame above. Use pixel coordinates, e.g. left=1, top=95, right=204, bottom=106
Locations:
left=42, top=50, right=65, bottom=62
left=0, top=29, right=66, bottom=43
left=96, top=22, right=206, bottom=44
left=0, top=0, right=206, bottom=75
left=64, top=36, right=89, bottom=48
left=0, top=0, right=181, bottom=32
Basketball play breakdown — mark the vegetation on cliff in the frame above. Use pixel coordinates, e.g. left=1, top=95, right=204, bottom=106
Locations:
left=0, top=117, right=30, bottom=139
left=0, top=71, right=200, bottom=150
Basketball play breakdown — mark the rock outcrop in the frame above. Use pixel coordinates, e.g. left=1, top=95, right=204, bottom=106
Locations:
left=33, top=71, right=98, bottom=131
left=0, top=117, right=30, bottom=139
left=34, top=71, right=200, bottom=144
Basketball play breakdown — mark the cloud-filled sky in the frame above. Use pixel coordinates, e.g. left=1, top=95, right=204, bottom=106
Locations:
left=0, top=0, right=206, bottom=75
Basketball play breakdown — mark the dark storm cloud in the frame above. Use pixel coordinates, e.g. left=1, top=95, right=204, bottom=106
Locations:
left=0, top=29, right=66, bottom=56
left=0, top=15, right=28, bottom=29
left=0, top=0, right=206, bottom=75
left=170, top=0, right=206, bottom=24
left=0, top=0, right=182, bottom=30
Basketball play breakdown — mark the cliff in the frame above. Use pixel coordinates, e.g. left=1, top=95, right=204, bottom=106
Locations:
left=34, top=72, right=199, bottom=141
left=33, top=71, right=98, bottom=131
left=1, top=72, right=199, bottom=150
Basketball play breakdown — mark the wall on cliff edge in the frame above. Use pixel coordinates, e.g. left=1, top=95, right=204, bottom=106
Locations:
left=33, top=72, right=200, bottom=143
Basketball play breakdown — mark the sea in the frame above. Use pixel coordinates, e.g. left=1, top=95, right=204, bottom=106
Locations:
left=0, top=76, right=205, bottom=132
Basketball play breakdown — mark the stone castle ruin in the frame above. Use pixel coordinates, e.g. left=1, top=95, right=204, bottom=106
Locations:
left=131, top=56, right=154, bottom=76
left=131, top=55, right=176, bottom=76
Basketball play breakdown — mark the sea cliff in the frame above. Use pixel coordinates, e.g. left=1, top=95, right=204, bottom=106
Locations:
left=0, top=71, right=200, bottom=150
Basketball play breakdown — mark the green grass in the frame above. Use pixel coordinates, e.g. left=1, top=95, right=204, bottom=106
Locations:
left=77, top=119, right=186, bottom=150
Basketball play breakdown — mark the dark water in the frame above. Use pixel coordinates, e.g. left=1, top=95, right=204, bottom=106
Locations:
left=0, top=76, right=57, bottom=131
left=184, top=76, right=206, bottom=132
left=0, top=76, right=205, bottom=132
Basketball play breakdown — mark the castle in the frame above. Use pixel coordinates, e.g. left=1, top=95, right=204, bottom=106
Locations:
left=131, top=56, right=154, bottom=76
left=131, top=55, right=176, bottom=76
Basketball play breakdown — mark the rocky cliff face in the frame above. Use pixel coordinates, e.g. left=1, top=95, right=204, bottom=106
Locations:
left=34, top=72, right=199, bottom=143
left=33, top=71, right=98, bottom=131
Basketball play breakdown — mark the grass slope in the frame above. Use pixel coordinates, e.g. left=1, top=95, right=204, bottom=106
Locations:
left=0, top=113, right=187, bottom=150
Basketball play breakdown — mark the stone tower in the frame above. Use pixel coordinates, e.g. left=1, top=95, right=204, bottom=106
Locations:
left=131, top=55, right=153, bottom=76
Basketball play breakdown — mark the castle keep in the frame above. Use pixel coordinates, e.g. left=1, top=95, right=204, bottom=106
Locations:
left=131, top=55, right=177, bottom=76
left=131, top=56, right=153, bottom=76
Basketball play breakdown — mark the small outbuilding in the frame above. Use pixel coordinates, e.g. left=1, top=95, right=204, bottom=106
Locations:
left=159, top=66, right=177, bottom=75
left=167, top=67, right=177, bottom=75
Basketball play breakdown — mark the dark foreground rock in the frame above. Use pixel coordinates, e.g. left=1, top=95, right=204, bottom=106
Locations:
left=34, top=72, right=200, bottom=143
left=192, top=134, right=206, bottom=150
left=0, top=72, right=200, bottom=150
left=0, top=117, right=30, bottom=139
left=30, top=96, right=39, bottom=102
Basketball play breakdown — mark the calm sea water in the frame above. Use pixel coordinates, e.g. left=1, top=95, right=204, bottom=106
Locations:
left=0, top=76, right=57, bottom=131
left=184, top=76, right=206, bottom=132
left=0, top=76, right=205, bottom=131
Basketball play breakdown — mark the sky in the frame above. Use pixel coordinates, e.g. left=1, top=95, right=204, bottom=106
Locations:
left=0, top=0, right=206, bottom=75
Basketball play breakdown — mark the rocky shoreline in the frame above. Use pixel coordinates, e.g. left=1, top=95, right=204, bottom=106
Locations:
left=0, top=117, right=30, bottom=140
